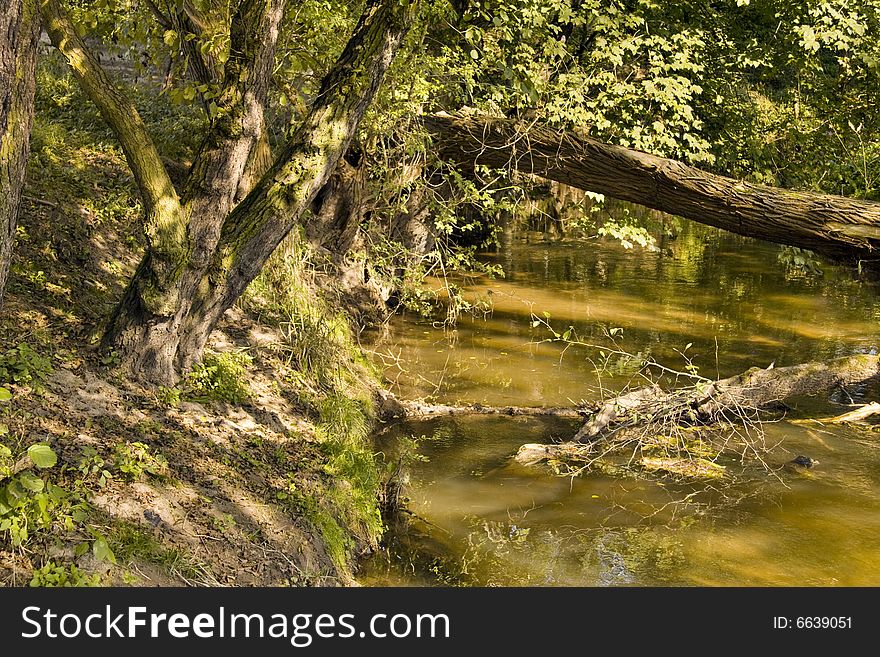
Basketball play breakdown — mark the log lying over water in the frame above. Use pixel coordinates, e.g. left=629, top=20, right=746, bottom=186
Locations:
left=376, top=390, right=586, bottom=423
left=424, top=113, right=880, bottom=266
left=516, top=354, right=880, bottom=465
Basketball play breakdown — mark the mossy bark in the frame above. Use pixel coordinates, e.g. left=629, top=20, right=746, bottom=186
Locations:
left=425, top=113, right=880, bottom=267
left=0, top=0, right=41, bottom=310
left=43, top=0, right=416, bottom=383
left=169, top=0, right=419, bottom=375
left=99, top=0, right=287, bottom=381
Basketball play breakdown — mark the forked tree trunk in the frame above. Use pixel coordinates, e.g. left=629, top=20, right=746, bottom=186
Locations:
left=170, top=0, right=417, bottom=378
left=0, top=0, right=41, bottom=311
left=44, top=0, right=417, bottom=383
left=98, top=0, right=289, bottom=380
left=424, top=113, right=880, bottom=266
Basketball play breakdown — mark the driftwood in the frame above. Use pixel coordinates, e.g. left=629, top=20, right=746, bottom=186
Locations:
left=424, top=112, right=880, bottom=266
left=791, top=401, right=880, bottom=425
left=375, top=355, right=879, bottom=468
left=375, top=390, right=585, bottom=424
left=515, top=354, right=880, bottom=466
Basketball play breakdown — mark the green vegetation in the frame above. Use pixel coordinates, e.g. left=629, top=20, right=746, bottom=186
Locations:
left=185, top=352, right=252, bottom=404
left=244, top=235, right=386, bottom=571
left=29, top=562, right=101, bottom=587
left=2, top=0, right=880, bottom=590
left=0, top=343, right=52, bottom=388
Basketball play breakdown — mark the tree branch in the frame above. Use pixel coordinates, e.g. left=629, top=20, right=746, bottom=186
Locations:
left=180, top=0, right=286, bottom=267
left=424, top=113, right=880, bottom=265
left=39, top=0, right=180, bottom=220
left=143, top=0, right=172, bottom=30
left=214, top=0, right=418, bottom=304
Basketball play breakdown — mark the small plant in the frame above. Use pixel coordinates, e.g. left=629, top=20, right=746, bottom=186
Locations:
left=185, top=352, right=252, bottom=404
left=0, top=443, right=88, bottom=547
left=0, top=343, right=53, bottom=387
left=156, top=386, right=181, bottom=407
left=29, top=562, right=101, bottom=587
left=112, top=442, right=168, bottom=481
left=210, top=513, right=237, bottom=534
left=77, top=448, right=113, bottom=488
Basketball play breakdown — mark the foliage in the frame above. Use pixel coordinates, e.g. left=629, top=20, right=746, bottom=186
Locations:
left=243, top=235, right=386, bottom=564
left=0, top=444, right=88, bottom=548
left=0, top=344, right=53, bottom=387
left=29, top=562, right=101, bottom=587
left=112, top=441, right=169, bottom=481
left=185, top=352, right=252, bottom=404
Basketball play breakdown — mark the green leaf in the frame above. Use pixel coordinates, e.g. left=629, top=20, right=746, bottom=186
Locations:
left=18, top=472, right=45, bottom=493
left=75, top=542, right=90, bottom=557
left=27, top=444, right=58, bottom=469
left=0, top=388, right=11, bottom=402
left=92, top=536, right=116, bottom=564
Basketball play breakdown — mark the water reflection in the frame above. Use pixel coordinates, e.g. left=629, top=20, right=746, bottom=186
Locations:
left=361, top=219, right=880, bottom=586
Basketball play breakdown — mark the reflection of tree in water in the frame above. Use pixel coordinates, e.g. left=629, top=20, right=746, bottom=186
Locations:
left=371, top=459, right=789, bottom=586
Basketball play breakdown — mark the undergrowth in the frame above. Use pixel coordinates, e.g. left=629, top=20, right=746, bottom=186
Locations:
left=243, top=232, right=387, bottom=570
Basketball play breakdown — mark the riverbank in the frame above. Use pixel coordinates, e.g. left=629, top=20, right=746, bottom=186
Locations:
left=0, top=62, right=388, bottom=585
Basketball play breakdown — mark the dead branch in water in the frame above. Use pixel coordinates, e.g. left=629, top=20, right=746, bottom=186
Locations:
left=375, top=390, right=586, bottom=426
left=514, top=354, right=880, bottom=469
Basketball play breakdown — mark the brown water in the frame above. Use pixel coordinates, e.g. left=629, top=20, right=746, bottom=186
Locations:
left=360, top=218, right=880, bottom=586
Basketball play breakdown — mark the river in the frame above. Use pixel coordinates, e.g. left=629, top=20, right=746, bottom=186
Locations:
left=360, top=212, right=880, bottom=586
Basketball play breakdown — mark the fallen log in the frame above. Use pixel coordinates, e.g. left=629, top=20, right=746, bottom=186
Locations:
left=424, top=113, right=880, bottom=267
left=515, top=354, right=880, bottom=465
left=573, top=354, right=880, bottom=442
left=791, top=401, right=880, bottom=425
left=375, top=390, right=586, bottom=424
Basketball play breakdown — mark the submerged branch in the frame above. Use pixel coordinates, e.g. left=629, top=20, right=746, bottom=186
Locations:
left=513, top=354, right=880, bottom=467
left=376, top=391, right=586, bottom=424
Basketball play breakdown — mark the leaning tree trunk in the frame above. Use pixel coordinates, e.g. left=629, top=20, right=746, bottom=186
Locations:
left=424, top=113, right=880, bottom=266
left=0, top=0, right=40, bottom=311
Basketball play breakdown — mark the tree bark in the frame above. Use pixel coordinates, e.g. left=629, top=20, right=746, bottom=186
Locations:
left=514, top=354, right=880, bottom=465
left=168, top=0, right=418, bottom=371
left=98, top=0, right=288, bottom=379
left=424, top=113, right=880, bottom=267
left=0, top=0, right=41, bottom=311
left=83, top=0, right=415, bottom=383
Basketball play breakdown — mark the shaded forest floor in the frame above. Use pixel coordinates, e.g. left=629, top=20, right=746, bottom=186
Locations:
left=0, top=57, right=387, bottom=586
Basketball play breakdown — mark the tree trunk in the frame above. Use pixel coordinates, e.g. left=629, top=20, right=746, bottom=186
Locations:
left=514, top=354, right=880, bottom=465
left=99, top=0, right=287, bottom=381
left=97, top=0, right=417, bottom=383
left=424, top=113, right=880, bottom=267
left=0, top=0, right=41, bottom=311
